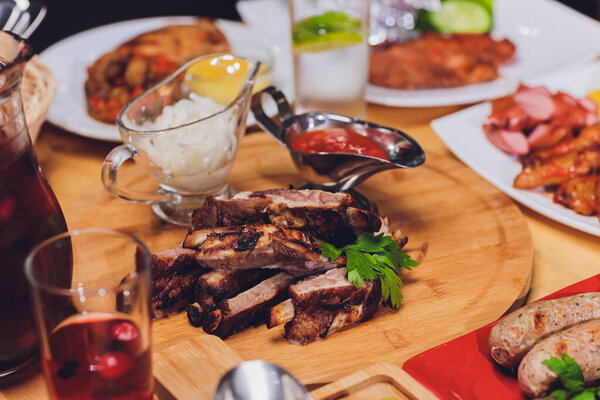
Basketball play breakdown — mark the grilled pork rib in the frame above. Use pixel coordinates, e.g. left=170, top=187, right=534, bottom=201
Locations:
left=152, top=271, right=206, bottom=319
left=267, top=299, right=294, bottom=328
left=201, top=272, right=295, bottom=339
left=283, top=268, right=382, bottom=345
left=191, top=189, right=354, bottom=228
left=190, top=189, right=382, bottom=246
left=148, top=247, right=206, bottom=318
left=183, top=224, right=344, bottom=276
left=146, top=189, right=405, bottom=343
left=187, top=269, right=275, bottom=324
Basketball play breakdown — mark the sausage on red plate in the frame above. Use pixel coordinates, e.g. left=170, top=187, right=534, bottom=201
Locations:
left=517, top=319, right=600, bottom=398
left=488, top=292, right=600, bottom=368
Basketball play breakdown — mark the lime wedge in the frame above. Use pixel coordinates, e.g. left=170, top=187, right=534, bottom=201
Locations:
left=292, top=10, right=364, bottom=52
left=424, top=0, right=492, bottom=34
left=293, top=31, right=363, bottom=53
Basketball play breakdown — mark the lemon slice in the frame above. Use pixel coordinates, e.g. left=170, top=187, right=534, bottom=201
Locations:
left=185, top=56, right=270, bottom=105
left=587, top=89, right=600, bottom=116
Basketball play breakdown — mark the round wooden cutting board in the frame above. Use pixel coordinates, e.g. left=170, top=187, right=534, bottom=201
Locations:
left=67, top=132, right=533, bottom=386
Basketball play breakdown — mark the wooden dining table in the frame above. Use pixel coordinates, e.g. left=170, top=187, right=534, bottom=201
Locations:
left=2, top=103, right=599, bottom=399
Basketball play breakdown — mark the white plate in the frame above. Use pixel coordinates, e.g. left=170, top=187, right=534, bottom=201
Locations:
left=41, top=16, right=294, bottom=142
left=431, top=60, right=600, bottom=236
left=367, top=0, right=600, bottom=107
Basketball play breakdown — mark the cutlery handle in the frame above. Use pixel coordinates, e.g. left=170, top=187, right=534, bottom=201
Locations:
left=250, top=86, right=293, bottom=146
left=101, top=144, right=174, bottom=204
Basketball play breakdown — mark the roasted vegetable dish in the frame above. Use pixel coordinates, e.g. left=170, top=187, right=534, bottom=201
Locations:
left=84, top=20, right=230, bottom=123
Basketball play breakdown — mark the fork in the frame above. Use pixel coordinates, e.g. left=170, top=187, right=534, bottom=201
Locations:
left=3, top=0, right=46, bottom=39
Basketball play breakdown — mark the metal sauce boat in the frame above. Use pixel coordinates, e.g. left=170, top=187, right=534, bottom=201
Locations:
left=250, top=87, right=426, bottom=192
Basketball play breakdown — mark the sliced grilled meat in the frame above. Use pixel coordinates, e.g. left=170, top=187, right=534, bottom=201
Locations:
left=183, top=224, right=344, bottom=276
left=190, top=189, right=381, bottom=246
left=202, top=272, right=295, bottom=339
left=284, top=268, right=383, bottom=345
left=190, top=193, right=271, bottom=229
left=267, top=299, right=294, bottom=328
left=152, top=270, right=206, bottom=319
left=148, top=246, right=197, bottom=282
left=191, top=189, right=354, bottom=229
left=187, top=269, right=275, bottom=324
left=148, top=246, right=206, bottom=319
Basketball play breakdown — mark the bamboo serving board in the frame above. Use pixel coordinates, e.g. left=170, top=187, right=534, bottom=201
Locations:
left=64, top=132, right=533, bottom=394
left=310, top=363, right=437, bottom=400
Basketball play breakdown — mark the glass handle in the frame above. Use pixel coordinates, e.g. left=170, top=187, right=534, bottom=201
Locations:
left=101, top=144, right=175, bottom=204
left=250, top=86, right=293, bottom=146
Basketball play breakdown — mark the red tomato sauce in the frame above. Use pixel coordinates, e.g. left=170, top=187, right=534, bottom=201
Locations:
left=289, top=127, right=390, bottom=160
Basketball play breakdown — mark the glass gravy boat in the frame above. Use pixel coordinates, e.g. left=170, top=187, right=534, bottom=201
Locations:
left=102, top=55, right=260, bottom=226
left=251, top=87, right=425, bottom=192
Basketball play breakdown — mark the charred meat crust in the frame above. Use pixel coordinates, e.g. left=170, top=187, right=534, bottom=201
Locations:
left=152, top=270, right=206, bottom=318
left=148, top=246, right=198, bottom=282
left=201, top=272, right=295, bottom=339
left=197, top=269, right=274, bottom=303
left=284, top=278, right=382, bottom=345
left=488, top=292, right=600, bottom=369
left=190, top=194, right=270, bottom=230
left=183, top=224, right=344, bottom=276
left=188, top=189, right=382, bottom=246
left=190, top=269, right=275, bottom=321
left=186, top=302, right=205, bottom=327
left=148, top=246, right=206, bottom=318
left=284, top=269, right=383, bottom=345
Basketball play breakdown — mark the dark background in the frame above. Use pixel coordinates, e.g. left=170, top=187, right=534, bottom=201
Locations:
left=28, top=0, right=599, bottom=52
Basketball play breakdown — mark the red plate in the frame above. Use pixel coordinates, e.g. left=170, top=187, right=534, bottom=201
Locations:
left=403, top=274, right=600, bottom=400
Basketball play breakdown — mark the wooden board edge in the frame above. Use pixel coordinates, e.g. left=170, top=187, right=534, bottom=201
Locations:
left=310, top=362, right=439, bottom=400
left=153, top=335, right=244, bottom=400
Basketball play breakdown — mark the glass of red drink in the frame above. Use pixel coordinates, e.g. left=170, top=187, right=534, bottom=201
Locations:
left=24, top=228, right=153, bottom=400
left=0, top=31, right=69, bottom=377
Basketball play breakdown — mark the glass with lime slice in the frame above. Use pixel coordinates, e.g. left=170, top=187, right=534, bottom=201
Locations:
left=289, top=2, right=370, bottom=118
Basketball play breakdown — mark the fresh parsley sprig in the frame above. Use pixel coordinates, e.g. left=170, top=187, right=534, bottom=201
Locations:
left=320, top=232, right=419, bottom=309
left=543, top=354, right=600, bottom=400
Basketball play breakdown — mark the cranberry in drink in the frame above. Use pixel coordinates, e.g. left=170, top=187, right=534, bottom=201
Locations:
left=42, top=313, right=152, bottom=400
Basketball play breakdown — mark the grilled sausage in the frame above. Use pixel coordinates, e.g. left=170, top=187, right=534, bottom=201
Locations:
left=488, top=292, right=600, bottom=368
left=518, top=319, right=600, bottom=398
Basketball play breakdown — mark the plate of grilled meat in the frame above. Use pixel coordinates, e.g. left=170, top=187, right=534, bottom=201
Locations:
left=432, top=60, right=600, bottom=236
left=41, top=16, right=292, bottom=142
left=367, top=0, right=600, bottom=107
left=65, top=131, right=532, bottom=385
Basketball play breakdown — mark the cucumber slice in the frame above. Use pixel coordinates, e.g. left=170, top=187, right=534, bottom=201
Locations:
left=425, top=0, right=492, bottom=34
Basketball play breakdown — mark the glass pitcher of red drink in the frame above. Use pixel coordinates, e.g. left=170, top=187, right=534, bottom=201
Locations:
left=0, top=31, right=69, bottom=377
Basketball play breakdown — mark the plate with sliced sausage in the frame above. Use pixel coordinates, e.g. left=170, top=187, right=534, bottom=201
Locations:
left=402, top=274, right=600, bottom=400
left=431, top=60, right=600, bottom=237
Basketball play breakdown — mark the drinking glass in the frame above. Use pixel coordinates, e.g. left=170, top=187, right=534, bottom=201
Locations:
left=102, top=54, right=260, bottom=226
left=289, top=0, right=370, bottom=118
left=25, top=228, right=153, bottom=400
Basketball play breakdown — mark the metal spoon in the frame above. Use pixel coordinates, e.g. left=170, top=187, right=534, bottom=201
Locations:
left=214, top=360, right=314, bottom=400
